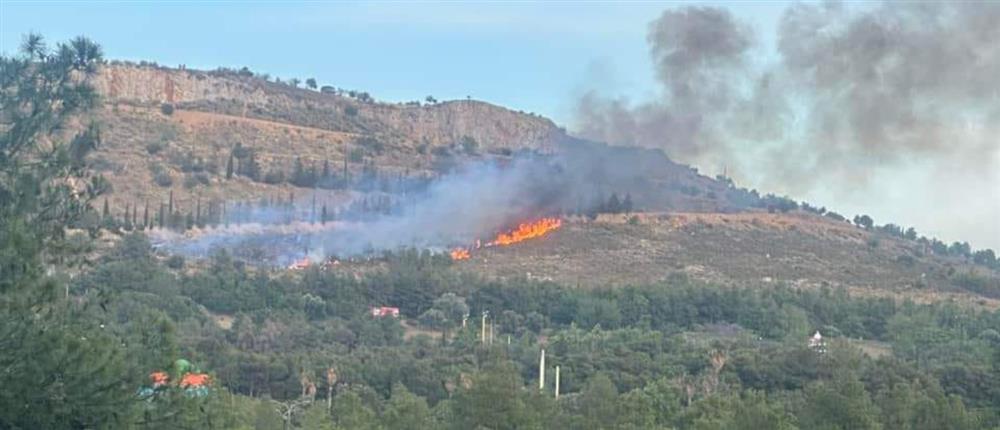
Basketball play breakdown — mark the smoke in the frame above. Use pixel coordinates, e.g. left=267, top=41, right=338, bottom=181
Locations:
left=575, top=1, right=1000, bottom=247
left=151, top=150, right=618, bottom=264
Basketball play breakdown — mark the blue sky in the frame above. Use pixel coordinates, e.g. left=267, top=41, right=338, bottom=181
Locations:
left=0, top=1, right=787, bottom=126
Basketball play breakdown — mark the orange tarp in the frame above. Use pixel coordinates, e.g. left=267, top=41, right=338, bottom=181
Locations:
left=179, top=373, right=211, bottom=388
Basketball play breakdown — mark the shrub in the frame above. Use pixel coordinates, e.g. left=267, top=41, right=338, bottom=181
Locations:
left=153, top=171, right=173, bottom=187
left=160, top=103, right=174, bottom=115
left=430, top=146, right=450, bottom=157
left=627, top=215, right=640, bottom=225
left=183, top=172, right=210, bottom=189
left=166, top=255, right=185, bottom=269
left=459, top=136, right=478, bottom=154
left=344, top=106, right=358, bottom=116
left=348, top=148, right=365, bottom=163
left=951, top=272, right=1000, bottom=298
left=145, top=141, right=164, bottom=155
left=263, top=168, right=285, bottom=184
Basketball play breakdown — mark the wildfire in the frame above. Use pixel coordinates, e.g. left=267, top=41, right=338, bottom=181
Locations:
left=288, top=257, right=311, bottom=270
left=449, top=217, right=563, bottom=261
left=450, top=248, right=471, bottom=260
left=488, top=217, right=563, bottom=246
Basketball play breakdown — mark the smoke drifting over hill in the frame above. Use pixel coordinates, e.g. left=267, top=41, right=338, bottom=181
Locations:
left=576, top=1, right=1000, bottom=246
left=151, top=145, right=667, bottom=264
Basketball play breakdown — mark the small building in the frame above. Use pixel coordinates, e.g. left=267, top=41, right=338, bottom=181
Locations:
left=809, top=331, right=827, bottom=353
left=371, top=306, right=400, bottom=318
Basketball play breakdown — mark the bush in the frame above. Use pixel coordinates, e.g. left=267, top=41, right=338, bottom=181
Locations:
left=183, top=173, right=210, bottom=189
left=348, top=148, right=365, bottom=163
left=459, top=136, right=478, bottom=154
left=145, top=141, right=164, bottom=155
left=263, top=168, right=285, bottom=184
left=430, top=146, right=450, bottom=157
left=166, top=255, right=185, bottom=269
left=345, top=106, right=358, bottom=116
left=627, top=215, right=640, bottom=225
left=160, top=103, right=174, bottom=115
left=153, top=171, right=173, bottom=187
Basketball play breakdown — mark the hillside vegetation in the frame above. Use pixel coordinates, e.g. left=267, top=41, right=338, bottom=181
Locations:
left=4, top=39, right=999, bottom=429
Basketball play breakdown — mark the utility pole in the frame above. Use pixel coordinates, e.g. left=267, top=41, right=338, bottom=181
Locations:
left=555, top=365, right=560, bottom=399
left=539, top=349, right=546, bottom=390
left=481, top=311, right=489, bottom=345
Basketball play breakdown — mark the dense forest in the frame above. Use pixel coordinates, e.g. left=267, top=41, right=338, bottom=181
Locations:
left=2, top=36, right=1000, bottom=430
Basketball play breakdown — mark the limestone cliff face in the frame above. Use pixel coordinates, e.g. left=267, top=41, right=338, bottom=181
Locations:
left=94, top=63, right=564, bottom=150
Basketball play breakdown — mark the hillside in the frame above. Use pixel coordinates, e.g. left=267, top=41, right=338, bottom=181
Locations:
left=88, top=62, right=999, bottom=308
left=457, top=212, right=1000, bottom=309
left=91, top=63, right=565, bottom=211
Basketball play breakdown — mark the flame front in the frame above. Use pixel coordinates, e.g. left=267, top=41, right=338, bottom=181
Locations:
left=488, top=217, right=562, bottom=246
left=450, top=248, right=470, bottom=260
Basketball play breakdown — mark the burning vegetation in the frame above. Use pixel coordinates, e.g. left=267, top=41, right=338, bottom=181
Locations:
left=488, top=217, right=562, bottom=246
left=450, top=248, right=470, bottom=260
left=449, top=217, right=563, bottom=261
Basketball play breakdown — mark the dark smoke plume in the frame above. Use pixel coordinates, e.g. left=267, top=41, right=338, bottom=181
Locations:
left=576, top=1, right=1000, bottom=191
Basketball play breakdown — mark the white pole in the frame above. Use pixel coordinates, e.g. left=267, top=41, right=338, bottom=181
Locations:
left=481, top=312, right=487, bottom=345
left=555, top=365, right=560, bottom=399
left=539, top=349, right=546, bottom=390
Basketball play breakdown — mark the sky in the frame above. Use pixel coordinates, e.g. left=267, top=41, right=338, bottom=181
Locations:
left=2, top=1, right=997, bottom=250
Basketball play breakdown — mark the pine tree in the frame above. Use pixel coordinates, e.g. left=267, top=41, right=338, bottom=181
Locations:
left=0, top=34, right=134, bottom=429
left=321, top=204, right=328, bottom=224
left=607, top=193, right=622, bottom=214
left=225, top=152, right=234, bottom=179
left=143, top=201, right=150, bottom=229
left=623, top=193, right=634, bottom=214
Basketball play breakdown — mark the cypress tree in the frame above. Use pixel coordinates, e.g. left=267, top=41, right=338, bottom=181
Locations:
left=143, top=201, right=150, bottom=229
left=226, top=153, right=234, bottom=179
left=159, top=203, right=166, bottom=228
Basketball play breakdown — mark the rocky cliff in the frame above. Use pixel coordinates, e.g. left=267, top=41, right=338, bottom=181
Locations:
left=94, top=63, right=565, bottom=151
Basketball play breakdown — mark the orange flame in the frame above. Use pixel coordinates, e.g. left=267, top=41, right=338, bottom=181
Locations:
left=450, top=248, right=470, bottom=260
left=448, top=218, right=563, bottom=261
left=288, top=257, right=311, bottom=270
left=488, top=217, right=562, bottom=246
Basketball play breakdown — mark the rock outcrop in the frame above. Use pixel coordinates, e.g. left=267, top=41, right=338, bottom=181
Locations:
left=94, top=63, right=564, bottom=151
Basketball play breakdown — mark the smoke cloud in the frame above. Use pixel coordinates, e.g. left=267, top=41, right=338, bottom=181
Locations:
left=575, top=1, right=1000, bottom=247
left=151, top=147, right=648, bottom=264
